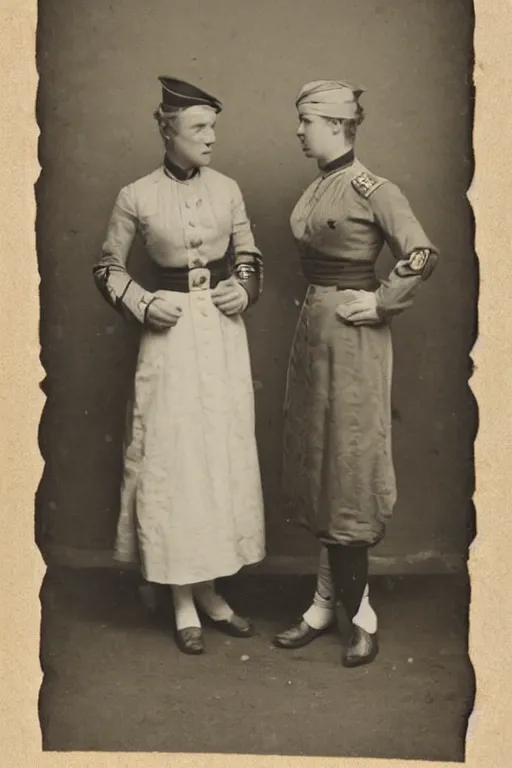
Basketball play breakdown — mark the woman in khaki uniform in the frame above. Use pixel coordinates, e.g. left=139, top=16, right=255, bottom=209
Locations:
left=93, top=77, right=265, bottom=655
left=274, top=80, right=439, bottom=666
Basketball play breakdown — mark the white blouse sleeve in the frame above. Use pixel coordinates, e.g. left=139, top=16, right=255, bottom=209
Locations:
left=93, top=185, right=155, bottom=324
left=230, top=181, right=262, bottom=262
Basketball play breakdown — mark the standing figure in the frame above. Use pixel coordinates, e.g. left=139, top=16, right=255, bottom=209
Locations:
left=274, top=80, right=438, bottom=667
left=93, top=77, right=265, bottom=655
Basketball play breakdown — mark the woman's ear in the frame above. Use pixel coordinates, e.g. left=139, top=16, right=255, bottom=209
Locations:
left=158, top=124, right=171, bottom=147
left=329, top=119, right=344, bottom=136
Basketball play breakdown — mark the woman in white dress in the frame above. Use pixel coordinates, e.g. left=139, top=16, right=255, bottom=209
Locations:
left=93, top=76, right=265, bottom=655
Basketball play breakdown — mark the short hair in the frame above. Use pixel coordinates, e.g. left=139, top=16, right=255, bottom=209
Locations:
left=153, top=103, right=183, bottom=144
left=342, top=101, right=365, bottom=143
left=324, top=101, right=365, bottom=144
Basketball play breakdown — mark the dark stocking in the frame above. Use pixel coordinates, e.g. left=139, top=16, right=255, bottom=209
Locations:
left=326, top=544, right=369, bottom=622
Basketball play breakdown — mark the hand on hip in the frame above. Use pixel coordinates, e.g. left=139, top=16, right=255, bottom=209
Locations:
left=336, top=290, right=380, bottom=326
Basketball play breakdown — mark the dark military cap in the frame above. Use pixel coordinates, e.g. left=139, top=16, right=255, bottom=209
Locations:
left=158, top=76, right=223, bottom=113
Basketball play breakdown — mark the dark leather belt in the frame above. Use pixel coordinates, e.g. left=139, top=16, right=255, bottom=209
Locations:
left=153, top=253, right=230, bottom=292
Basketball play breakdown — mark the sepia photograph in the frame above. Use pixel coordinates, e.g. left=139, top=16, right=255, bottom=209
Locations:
left=35, top=0, right=476, bottom=760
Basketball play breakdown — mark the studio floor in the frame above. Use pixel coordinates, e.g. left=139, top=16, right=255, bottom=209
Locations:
left=39, top=568, right=473, bottom=761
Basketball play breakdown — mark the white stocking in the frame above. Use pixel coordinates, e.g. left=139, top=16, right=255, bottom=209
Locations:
left=171, top=584, right=201, bottom=630
left=193, top=580, right=234, bottom=622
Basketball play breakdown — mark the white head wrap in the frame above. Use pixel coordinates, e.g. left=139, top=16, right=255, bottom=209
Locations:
left=296, top=80, right=365, bottom=119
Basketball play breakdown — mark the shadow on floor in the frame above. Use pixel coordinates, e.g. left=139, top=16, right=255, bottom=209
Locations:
left=39, top=567, right=474, bottom=760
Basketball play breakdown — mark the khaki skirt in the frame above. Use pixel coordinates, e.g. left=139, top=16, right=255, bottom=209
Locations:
left=282, top=285, right=397, bottom=547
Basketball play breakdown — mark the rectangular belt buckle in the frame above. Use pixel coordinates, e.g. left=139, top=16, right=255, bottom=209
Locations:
left=189, top=267, right=211, bottom=292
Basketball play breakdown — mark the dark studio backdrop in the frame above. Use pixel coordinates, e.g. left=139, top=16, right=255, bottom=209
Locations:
left=36, top=0, right=476, bottom=574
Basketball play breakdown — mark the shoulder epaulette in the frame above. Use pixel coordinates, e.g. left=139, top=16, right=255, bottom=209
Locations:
left=351, top=172, right=386, bottom=199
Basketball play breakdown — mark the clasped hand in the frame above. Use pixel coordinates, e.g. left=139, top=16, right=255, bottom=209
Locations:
left=145, top=290, right=183, bottom=331
left=211, top=277, right=248, bottom=315
left=145, top=278, right=247, bottom=331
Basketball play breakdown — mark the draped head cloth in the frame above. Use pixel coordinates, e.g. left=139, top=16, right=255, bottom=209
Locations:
left=296, top=80, right=366, bottom=120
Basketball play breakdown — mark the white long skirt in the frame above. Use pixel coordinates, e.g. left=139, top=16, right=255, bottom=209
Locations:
left=114, top=289, right=265, bottom=585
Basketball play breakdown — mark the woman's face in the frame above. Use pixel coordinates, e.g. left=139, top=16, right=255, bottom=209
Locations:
left=166, top=106, right=217, bottom=169
left=296, top=112, right=338, bottom=162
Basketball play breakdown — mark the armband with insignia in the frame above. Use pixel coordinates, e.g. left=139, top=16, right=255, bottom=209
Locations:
left=233, top=254, right=263, bottom=307
left=396, top=248, right=438, bottom=280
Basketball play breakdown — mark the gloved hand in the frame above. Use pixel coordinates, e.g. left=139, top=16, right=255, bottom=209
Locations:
left=336, top=289, right=381, bottom=326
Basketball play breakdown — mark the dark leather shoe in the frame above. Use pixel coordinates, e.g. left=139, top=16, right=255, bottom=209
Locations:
left=213, top=614, right=254, bottom=638
left=175, top=627, right=204, bottom=655
left=342, top=626, right=378, bottom=668
left=273, top=618, right=327, bottom=649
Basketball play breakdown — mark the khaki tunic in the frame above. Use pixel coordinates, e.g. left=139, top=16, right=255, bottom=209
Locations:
left=282, top=157, right=438, bottom=547
left=93, top=165, right=265, bottom=584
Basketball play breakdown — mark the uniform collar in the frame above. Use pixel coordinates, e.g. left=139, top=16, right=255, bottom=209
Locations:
left=163, top=155, right=199, bottom=182
left=320, top=149, right=355, bottom=176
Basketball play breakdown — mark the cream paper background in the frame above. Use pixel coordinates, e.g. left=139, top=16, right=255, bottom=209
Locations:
left=0, top=0, right=510, bottom=765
